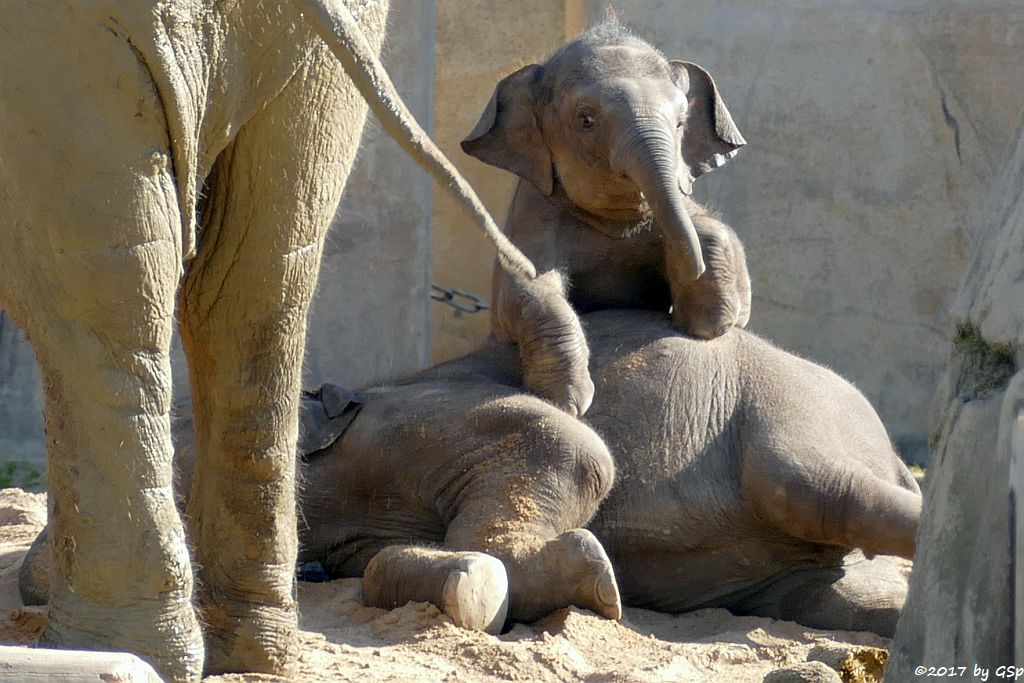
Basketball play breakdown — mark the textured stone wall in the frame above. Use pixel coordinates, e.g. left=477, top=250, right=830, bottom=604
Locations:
left=430, top=0, right=1024, bottom=464
left=889, top=111, right=1024, bottom=678
left=0, top=2, right=435, bottom=473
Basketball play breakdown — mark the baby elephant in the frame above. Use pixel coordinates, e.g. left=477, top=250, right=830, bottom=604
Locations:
left=464, top=21, right=750, bottom=416
left=21, top=310, right=920, bottom=637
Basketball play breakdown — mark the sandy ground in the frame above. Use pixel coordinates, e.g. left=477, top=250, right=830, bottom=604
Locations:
left=0, top=488, right=895, bottom=682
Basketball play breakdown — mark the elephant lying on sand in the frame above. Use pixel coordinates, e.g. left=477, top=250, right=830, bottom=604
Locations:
left=0, top=1, right=535, bottom=679
left=23, top=310, right=922, bottom=637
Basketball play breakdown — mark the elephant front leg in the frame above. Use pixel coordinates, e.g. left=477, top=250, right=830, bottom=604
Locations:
left=665, top=209, right=751, bottom=339
left=493, top=270, right=594, bottom=416
left=362, top=546, right=509, bottom=633
left=441, top=409, right=620, bottom=623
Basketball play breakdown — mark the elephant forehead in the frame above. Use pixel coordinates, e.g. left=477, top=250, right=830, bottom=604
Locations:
left=559, top=44, right=670, bottom=83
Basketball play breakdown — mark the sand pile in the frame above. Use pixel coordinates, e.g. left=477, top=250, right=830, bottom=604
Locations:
left=0, top=488, right=896, bottom=682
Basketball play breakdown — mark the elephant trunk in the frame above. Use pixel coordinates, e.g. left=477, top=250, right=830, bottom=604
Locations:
left=291, top=0, right=538, bottom=282
left=612, top=124, right=705, bottom=280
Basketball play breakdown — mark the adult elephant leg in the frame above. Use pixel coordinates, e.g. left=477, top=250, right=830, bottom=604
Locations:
left=0, top=11, right=202, bottom=680
left=177, top=42, right=363, bottom=676
left=440, top=400, right=621, bottom=623
left=32, top=295, right=201, bottom=681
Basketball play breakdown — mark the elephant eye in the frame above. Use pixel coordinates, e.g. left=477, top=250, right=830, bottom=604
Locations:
left=577, top=111, right=597, bottom=130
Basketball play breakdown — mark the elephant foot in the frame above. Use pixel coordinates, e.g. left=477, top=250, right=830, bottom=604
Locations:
left=42, top=593, right=205, bottom=683
left=556, top=529, right=622, bottom=620
left=525, top=364, right=595, bottom=418
left=510, top=528, right=621, bottom=623
left=201, top=599, right=298, bottom=677
left=18, top=527, right=50, bottom=606
left=363, top=546, right=509, bottom=634
left=440, top=553, right=510, bottom=633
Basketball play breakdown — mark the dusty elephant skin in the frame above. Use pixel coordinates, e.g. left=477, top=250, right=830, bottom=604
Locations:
left=300, top=310, right=919, bottom=636
left=0, top=1, right=536, bottom=680
left=314, top=312, right=919, bottom=635
left=22, top=311, right=921, bottom=637
left=462, top=21, right=749, bottom=417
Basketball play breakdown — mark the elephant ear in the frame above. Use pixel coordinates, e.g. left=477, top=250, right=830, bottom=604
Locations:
left=298, top=384, right=363, bottom=459
left=670, top=61, right=746, bottom=194
left=461, top=64, right=554, bottom=196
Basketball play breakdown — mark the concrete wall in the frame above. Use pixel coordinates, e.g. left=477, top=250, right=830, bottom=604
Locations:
left=430, top=0, right=1024, bottom=464
left=0, top=321, right=44, bottom=467
left=0, top=2, right=435, bottom=478
left=304, top=0, right=434, bottom=391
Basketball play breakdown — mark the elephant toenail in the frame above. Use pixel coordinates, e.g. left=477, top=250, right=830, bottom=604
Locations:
left=597, top=575, right=619, bottom=610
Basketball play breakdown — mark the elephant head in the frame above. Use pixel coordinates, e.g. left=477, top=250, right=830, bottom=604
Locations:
left=461, top=21, right=745, bottom=280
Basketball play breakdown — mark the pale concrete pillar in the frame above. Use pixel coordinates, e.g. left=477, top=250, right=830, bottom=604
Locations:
left=890, top=112, right=1024, bottom=676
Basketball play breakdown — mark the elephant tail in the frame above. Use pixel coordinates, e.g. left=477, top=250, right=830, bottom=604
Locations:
left=293, top=0, right=537, bottom=283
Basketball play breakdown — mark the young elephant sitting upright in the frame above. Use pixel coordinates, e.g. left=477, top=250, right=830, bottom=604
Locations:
left=463, top=21, right=750, bottom=416
left=22, top=311, right=921, bottom=637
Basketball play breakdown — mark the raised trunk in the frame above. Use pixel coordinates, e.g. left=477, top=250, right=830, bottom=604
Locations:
left=613, top=128, right=706, bottom=280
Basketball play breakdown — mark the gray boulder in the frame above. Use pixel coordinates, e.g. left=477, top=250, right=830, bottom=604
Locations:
left=888, top=114, right=1024, bottom=674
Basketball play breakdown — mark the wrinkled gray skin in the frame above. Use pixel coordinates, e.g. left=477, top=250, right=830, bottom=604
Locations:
left=462, top=23, right=749, bottom=417
left=0, top=1, right=535, bottom=680
left=23, top=310, right=921, bottom=636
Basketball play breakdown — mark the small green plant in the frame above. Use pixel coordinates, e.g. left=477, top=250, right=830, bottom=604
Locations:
left=0, top=459, right=44, bottom=491
left=952, top=322, right=1017, bottom=400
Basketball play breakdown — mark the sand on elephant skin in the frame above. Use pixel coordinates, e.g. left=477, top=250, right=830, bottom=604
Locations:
left=0, top=488, right=900, bottom=682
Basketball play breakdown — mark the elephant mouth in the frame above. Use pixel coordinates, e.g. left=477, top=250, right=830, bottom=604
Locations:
left=567, top=198, right=655, bottom=239
left=555, top=179, right=654, bottom=239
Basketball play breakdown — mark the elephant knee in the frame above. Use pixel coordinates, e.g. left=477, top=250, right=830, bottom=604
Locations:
left=568, top=424, right=615, bottom=506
